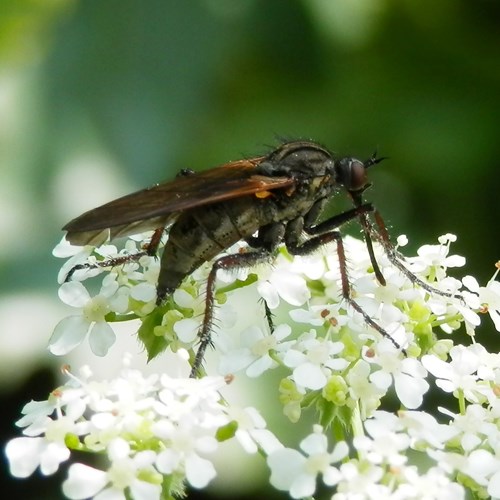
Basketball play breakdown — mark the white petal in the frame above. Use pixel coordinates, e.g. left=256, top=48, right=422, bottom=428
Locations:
left=273, top=271, right=310, bottom=306
left=250, top=429, right=283, bottom=455
left=274, top=324, right=292, bottom=341
left=293, top=363, right=326, bottom=390
left=107, top=438, right=130, bottom=461
left=59, top=281, right=91, bottom=307
left=257, top=281, right=280, bottom=309
left=94, top=487, right=125, bottom=500
left=173, top=318, right=199, bottom=343
left=394, top=372, right=429, bottom=409
left=155, top=449, right=178, bottom=474
left=89, top=322, right=116, bottom=356
left=421, top=354, right=453, bottom=379
left=49, top=316, right=89, bottom=355
left=235, top=430, right=258, bottom=454
left=491, top=310, right=500, bottom=332
left=323, top=466, right=342, bottom=486
left=62, top=463, right=108, bottom=500
left=290, top=473, right=316, bottom=499
left=218, top=349, right=253, bottom=375
left=173, top=288, right=195, bottom=308
left=185, top=454, right=216, bottom=488
left=330, top=441, right=349, bottom=462
left=240, top=326, right=264, bottom=346
left=129, top=480, right=161, bottom=500
left=246, top=355, right=273, bottom=378
left=400, top=357, right=427, bottom=378
left=283, top=349, right=307, bottom=368
left=40, top=442, right=71, bottom=475
left=53, top=237, right=85, bottom=258
left=130, top=283, right=156, bottom=302
left=370, top=370, right=392, bottom=390
left=300, top=433, right=327, bottom=455
left=5, top=437, right=43, bottom=478
left=268, top=448, right=305, bottom=490
left=457, top=303, right=481, bottom=326
left=488, top=471, right=500, bottom=498
left=195, top=436, right=218, bottom=454
left=462, top=275, right=479, bottom=292
left=289, top=308, right=324, bottom=326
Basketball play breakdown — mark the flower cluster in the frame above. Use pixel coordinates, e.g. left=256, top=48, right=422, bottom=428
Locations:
left=6, top=353, right=279, bottom=499
left=6, top=231, right=500, bottom=499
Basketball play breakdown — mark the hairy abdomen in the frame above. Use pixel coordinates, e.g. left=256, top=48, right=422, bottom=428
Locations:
left=156, top=196, right=278, bottom=298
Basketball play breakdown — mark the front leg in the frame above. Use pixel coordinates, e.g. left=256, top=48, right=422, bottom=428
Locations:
left=285, top=222, right=402, bottom=351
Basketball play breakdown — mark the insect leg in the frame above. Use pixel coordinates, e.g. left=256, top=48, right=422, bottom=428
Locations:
left=190, top=248, right=274, bottom=378
left=303, top=203, right=375, bottom=235
left=305, top=200, right=386, bottom=286
left=357, top=212, right=386, bottom=286
left=285, top=227, right=402, bottom=350
left=367, top=209, right=458, bottom=299
left=64, top=227, right=164, bottom=282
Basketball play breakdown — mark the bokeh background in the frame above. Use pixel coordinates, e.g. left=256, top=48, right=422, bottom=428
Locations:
left=1, top=0, right=499, bottom=498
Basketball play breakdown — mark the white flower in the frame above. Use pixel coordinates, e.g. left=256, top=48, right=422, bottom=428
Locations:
left=397, top=410, right=459, bottom=449
left=267, top=425, right=347, bottom=498
left=422, top=345, right=481, bottom=402
left=5, top=389, right=91, bottom=478
left=49, top=280, right=119, bottom=356
left=283, top=331, right=348, bottom=390
left=154, top=421, right=218, bottom=489
left=63, top=439, right=160, bottom=500
left=353, top=425, right=410, bottom=467
left=218, top=324, right=293, bottom=377
left=5, top=353, right=261, bottom=497
left=6, top=436, right=70, bottom=478
left=333, top=461, right=385, bottom=499
left=257, top=254, right=310, bottom=308
left=395, top=465, right=465, bottom=499
left=440, top=404, right=497, bottom=452
left=460, top=448, right=500, bottom=498
left=225, top=406, right=281, bottom=455
left=24, top=229, right=500, bottom=499
left=463, top=268, right=500, bottom=332
left=346, top=360, right=385, bottom=418
left=368, top=339, right=429, bottom=409
left=408, top=235, right=466, bottom=278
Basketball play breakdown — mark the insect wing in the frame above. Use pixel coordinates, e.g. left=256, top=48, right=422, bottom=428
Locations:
left=63, top=157, right=295, bottom=245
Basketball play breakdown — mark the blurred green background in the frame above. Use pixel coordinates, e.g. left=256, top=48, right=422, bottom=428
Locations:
left=1, top=0, right=499, bottom=498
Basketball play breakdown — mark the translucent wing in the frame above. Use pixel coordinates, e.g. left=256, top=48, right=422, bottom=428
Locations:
left=63, top=157, right=295, bottom=245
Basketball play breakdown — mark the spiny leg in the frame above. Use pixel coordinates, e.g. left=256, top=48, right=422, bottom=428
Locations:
left=261, top=297, right=275, bottom=333
left=332, top=232, right=402, bottom=350
left=357, top=211, right=386, bottom=286
left=348, top=189, right=459, bottom=300
left=64, top=227, right=164, bottom=282
left=296, top=200, right=387, bottom=286
left=368, top=209, right=459, bottom=299
left=190, top=249, right=274, bottom=378
left=286, top=228, right=402, bottom=351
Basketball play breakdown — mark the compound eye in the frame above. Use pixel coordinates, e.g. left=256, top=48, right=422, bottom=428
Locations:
left=349, top=159, right=368, bottom=191
left=337, top=158, right=368, bottom=191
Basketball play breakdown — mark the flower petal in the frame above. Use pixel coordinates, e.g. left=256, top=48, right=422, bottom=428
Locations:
left=62, top=463, right=108, bottom=500
left=89, top=322, right=116, bottom=356
left=49, top=316, right=89, bottom=355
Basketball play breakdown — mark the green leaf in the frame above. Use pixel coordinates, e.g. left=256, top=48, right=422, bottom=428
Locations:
left=138, top=307, right=170, bottom=361
left=216, top=420, right=238, bottom=441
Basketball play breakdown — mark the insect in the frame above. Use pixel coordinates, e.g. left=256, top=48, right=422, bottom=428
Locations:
left=63, top=140, right=451, bottom=376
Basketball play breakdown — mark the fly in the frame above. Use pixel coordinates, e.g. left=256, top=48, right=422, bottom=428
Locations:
left=63, top=140, right=455, bottom=376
